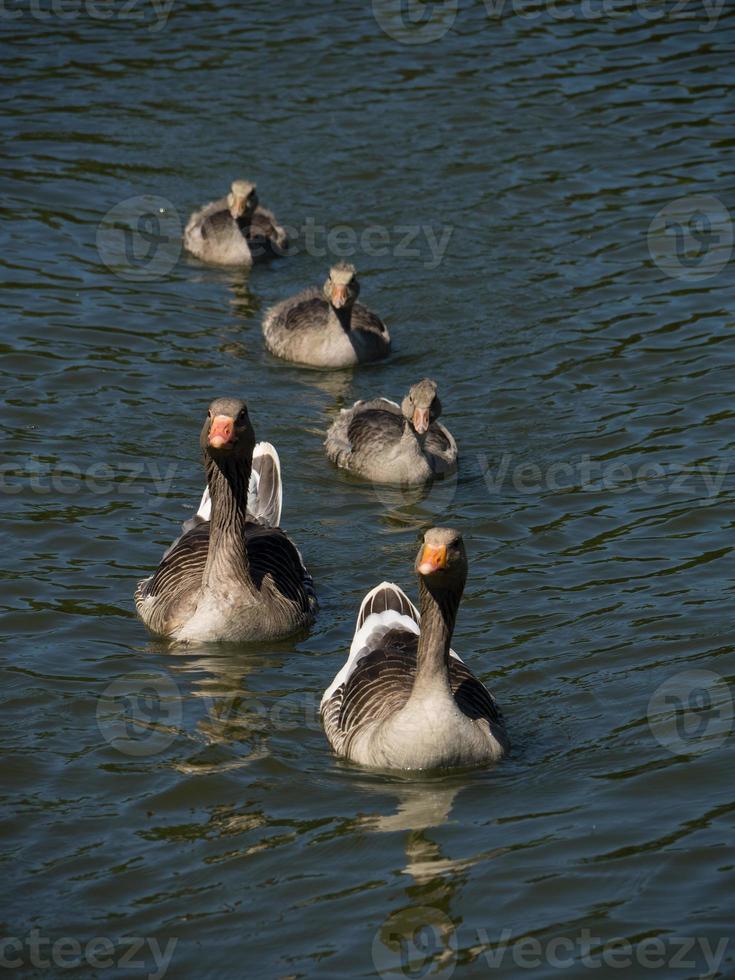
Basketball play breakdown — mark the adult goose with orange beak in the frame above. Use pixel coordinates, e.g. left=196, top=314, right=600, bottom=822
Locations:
left=262, top=262, right=390, bottom=368
left=184, top=179, right=287, bottom=266
left=320, top=529, right=508, bottom=770
left=135, top=398, right=317, bottom=643
left=325, top=379, right=457, bottom=485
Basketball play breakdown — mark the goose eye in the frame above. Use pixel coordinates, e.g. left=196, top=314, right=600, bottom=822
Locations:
left=237, top=409, right=247, bottom=422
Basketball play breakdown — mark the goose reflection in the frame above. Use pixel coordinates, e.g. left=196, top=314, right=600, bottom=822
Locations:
left=355, top=779, right=505, bottom=886
left=297, top=368, right=356, bottom=404
left=227, top=273, right=258, bottom=319
left=162, top=647, right=289, bottom=773
left=363, top=779, right=508, bottom=980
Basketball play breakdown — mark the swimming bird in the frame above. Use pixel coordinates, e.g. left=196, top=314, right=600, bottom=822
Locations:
left=184, top=180, right=287, bottom=265
left=324, top=379, right=457, bottom=485
left=321, top=528, right=509, bottom=770
left=135, top=398, right=316, bottom=642
left=262, top=262, right=390, bottom=368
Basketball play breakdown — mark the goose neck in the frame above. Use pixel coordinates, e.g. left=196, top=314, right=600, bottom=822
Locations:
left=412, top=577, right=461, bottom=697
left=202, top=453, right=253, bottom=592
left=329, top=303, right=353, bottom=333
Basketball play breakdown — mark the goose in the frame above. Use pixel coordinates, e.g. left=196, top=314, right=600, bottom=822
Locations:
left=262, top=262, right=390, bottom=368
left=321, top=528, right=509, bottom=770
left=135, top=397, right=317, bottom=643
left=325, top=379, right=457, bottom=485
left=183, top=180, right=287, bottom=266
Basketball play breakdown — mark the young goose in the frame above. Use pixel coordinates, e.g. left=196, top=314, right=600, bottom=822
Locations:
left=262, top=262, right=390, bottom=368
left=135, top=397, right=317, bottom=643
left=184, top=180, right=287, bottom=265
left=325, top=379, right=457, bottom=485
left=321, top=528, right=509, bottom=770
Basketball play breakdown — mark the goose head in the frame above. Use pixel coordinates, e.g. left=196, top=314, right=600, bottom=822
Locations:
left=324, top=262, right=360, bottom=310
left=415, top=527, right=468, bottom=596
left=200, top=397, right=256, bottom=464
left=227, top=180, right=259, bottom=221
left=402, top=379, right=442, bottom=435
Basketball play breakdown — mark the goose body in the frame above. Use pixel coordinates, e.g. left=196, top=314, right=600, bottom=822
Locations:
left=325, top=380, right=457, bottom=485
left=262, top=263, right=390, bottom=368
left=321, top=530, right=508, bottom=770
left=184, top=180, right=287, bottom=266
left=135, top=400, right=316, bottom=643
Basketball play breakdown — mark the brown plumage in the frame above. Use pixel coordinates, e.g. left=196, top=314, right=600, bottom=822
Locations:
left=324, top=380, right=458, bottom=485
left=321, top=529, right=509, bottom=770
left=262, top=263, right=391, bottom=368
left=135, top=398, right=316, bottom=643
left=184, top=179, right=287, bottom=266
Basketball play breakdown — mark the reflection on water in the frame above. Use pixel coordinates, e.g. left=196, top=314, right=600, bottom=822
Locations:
left=2, top=0, right=734, bottom=976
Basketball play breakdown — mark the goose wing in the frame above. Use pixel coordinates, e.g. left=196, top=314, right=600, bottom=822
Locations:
left=244, top=523, right=316, bottom=615
left=346, top=405, right=405, bottom=455
left=199, top=206, right=236, bottom=239
left=247, top=442, right=282, bottom=527
left=280, top=293, right=329, bottom=331
left=136, top=520, right=316, bottom=630
left=247, top=205, right=287, bottom=251
left=135, top=522, right=209, bottom=632
left=184, top=195, right=227, bottom=235
left=321, top=583, right=421, bottom=752
left=424, top=421, right=458, bottom=474
left=351, top=303, right=389, bottom=337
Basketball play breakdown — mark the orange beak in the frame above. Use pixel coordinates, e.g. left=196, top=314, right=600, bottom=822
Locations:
left=208, top=414, right=235, bottom=449
left=418, top=543, right=447, bottom=575
left=412, top=407, right=430, bottom=434
left=331, top=284, right=348, bottom=308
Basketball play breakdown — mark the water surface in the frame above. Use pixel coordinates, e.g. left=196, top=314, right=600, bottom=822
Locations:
left=2, top=1, right=734, bottom=977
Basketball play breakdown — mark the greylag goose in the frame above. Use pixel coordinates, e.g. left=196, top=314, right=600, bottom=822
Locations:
left=262, top=262, right=390, bottom=368
left=321, top=528, right=509, bottom=770
left=135, top=397, right=317, bottom=643
left=324, top=379, right=457, bottom=485
left=184, top=180, right=287, bottom=265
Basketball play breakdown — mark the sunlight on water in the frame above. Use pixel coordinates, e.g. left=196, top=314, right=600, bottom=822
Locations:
left=1, top=0, right=734, bottom=976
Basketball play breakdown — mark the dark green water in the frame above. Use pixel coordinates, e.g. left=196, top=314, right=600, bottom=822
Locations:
left=2, top=1, right=734, bottom=977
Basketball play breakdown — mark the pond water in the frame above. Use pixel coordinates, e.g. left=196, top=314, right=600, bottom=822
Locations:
left=2, top=1, right=734, bottom=977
